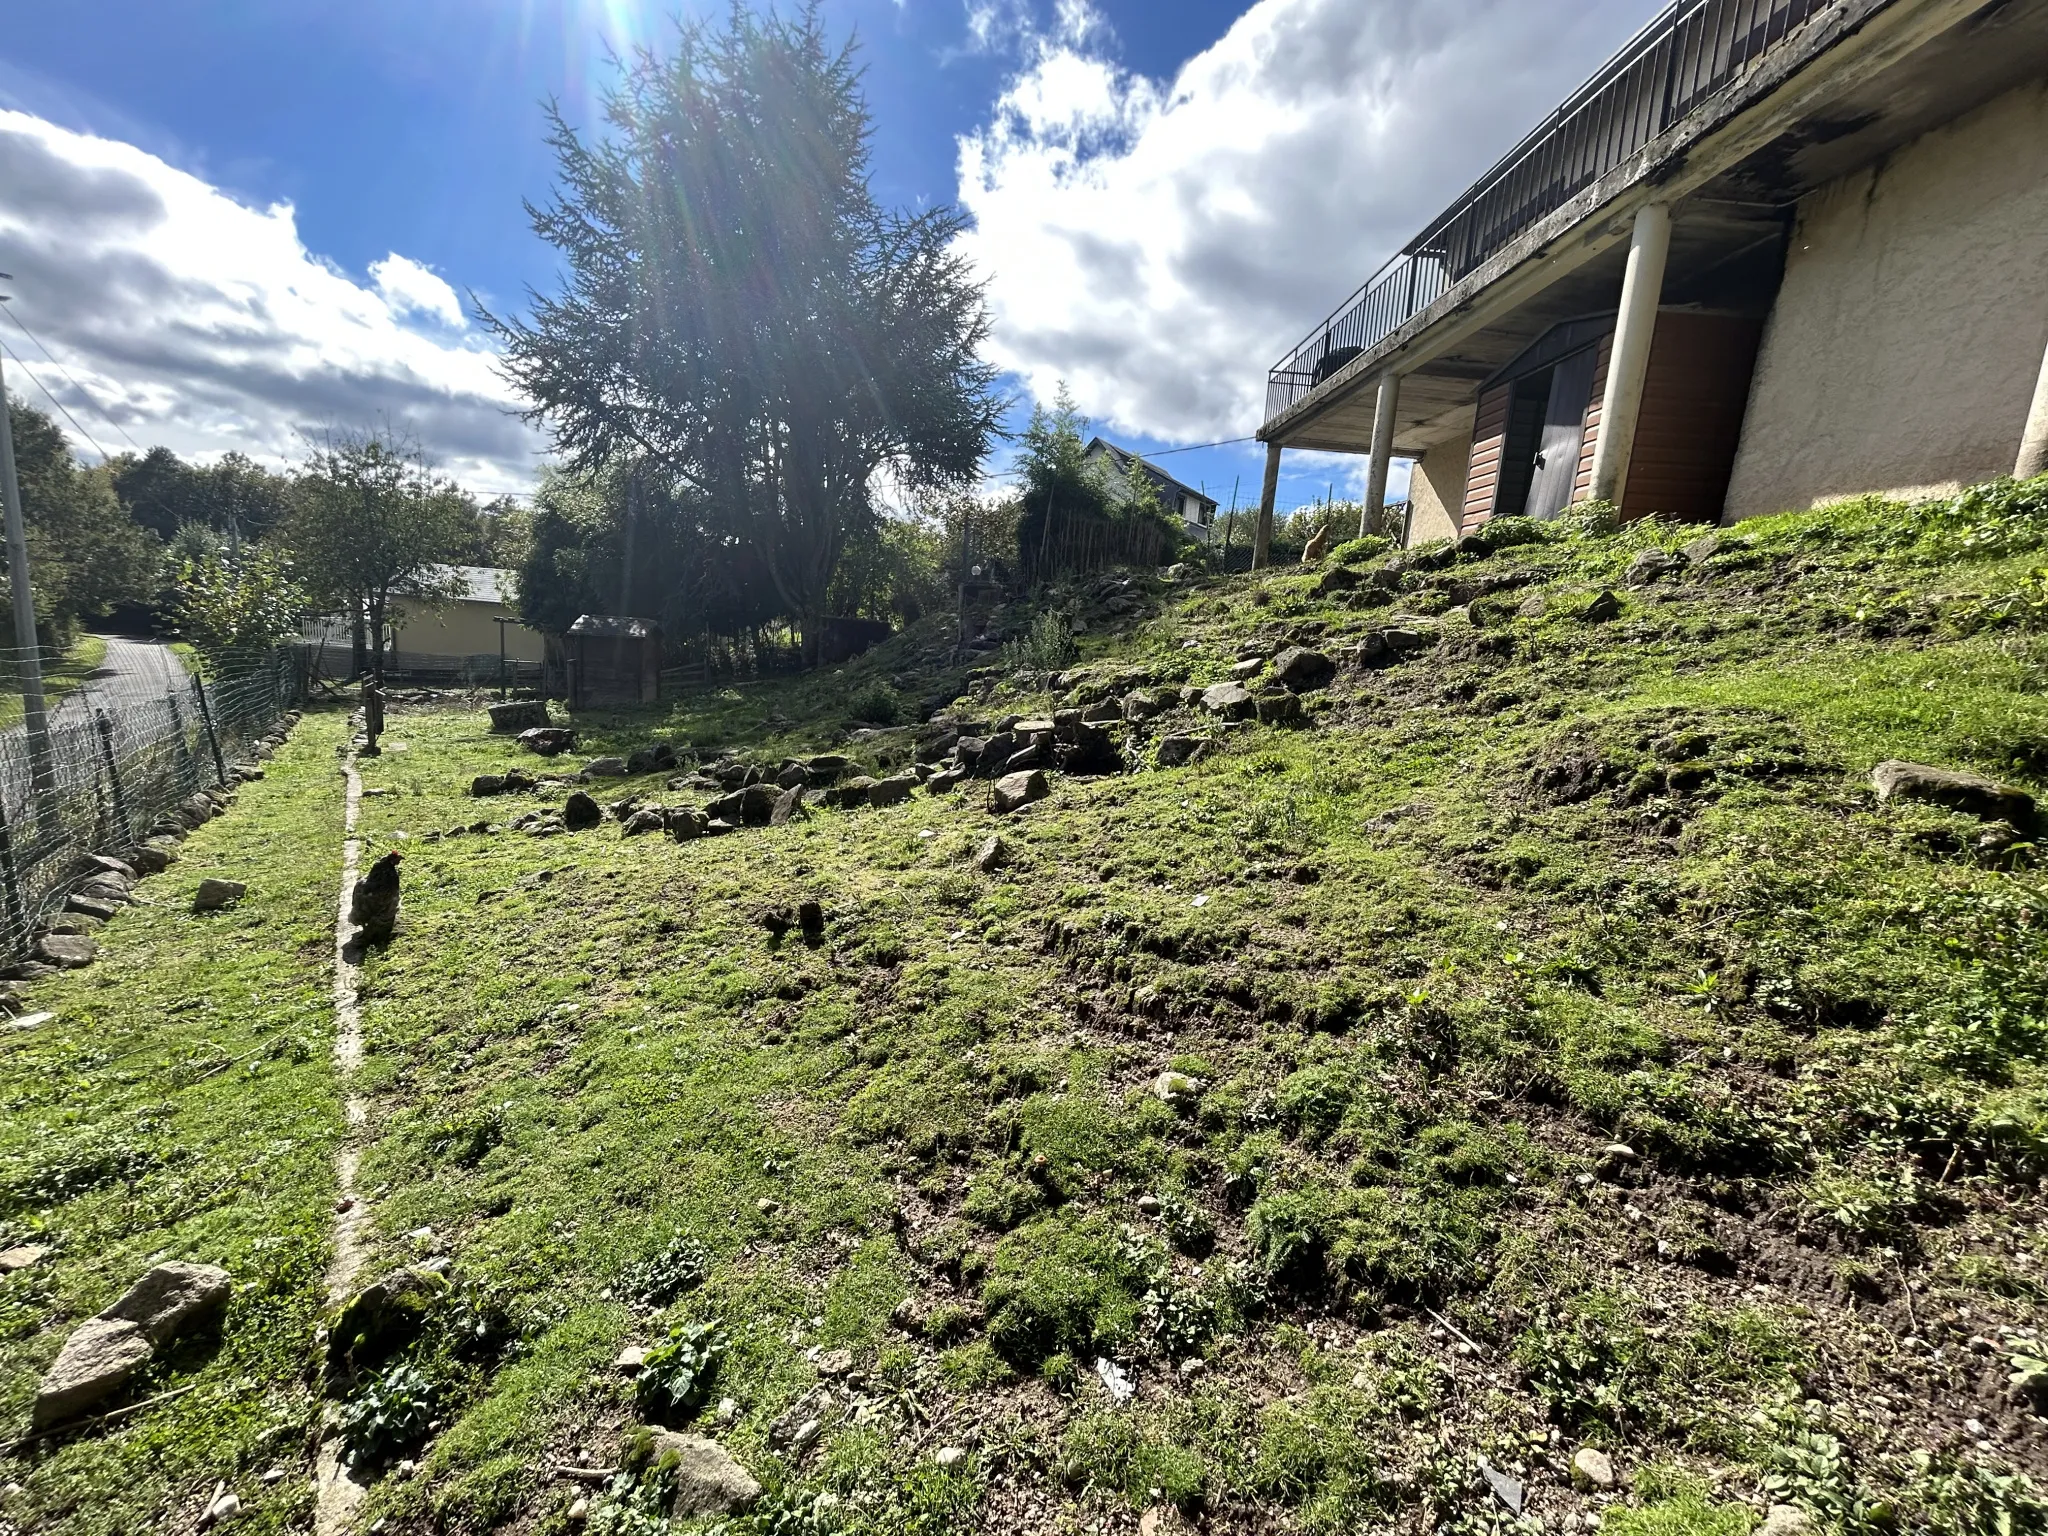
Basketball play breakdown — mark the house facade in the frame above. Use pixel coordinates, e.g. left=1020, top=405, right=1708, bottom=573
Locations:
left=1082, top=437, right=1222, bottom=543
left=1254, top=0, right=2048, bottom=551
left=303, top=565, right=546, bottom=680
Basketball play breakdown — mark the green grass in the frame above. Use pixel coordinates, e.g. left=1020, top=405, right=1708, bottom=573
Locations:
left=0, top=713, right=345, bottom=1534
left=8, top=478, right=2048, bottom=1534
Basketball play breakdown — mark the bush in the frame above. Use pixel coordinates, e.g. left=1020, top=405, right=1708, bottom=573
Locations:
left=847, top=681, right=903, bottom=726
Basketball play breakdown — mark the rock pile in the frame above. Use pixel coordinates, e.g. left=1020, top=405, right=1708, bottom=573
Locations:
left=33, top=1261, right=231, bottom=1427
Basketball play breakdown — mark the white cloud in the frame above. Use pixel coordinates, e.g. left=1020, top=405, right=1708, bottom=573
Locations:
left=370, top=253, right=466, bottom=330
left=0, top=110, right=537, bottom=492
left=955, top=0, right=1666, bottom=444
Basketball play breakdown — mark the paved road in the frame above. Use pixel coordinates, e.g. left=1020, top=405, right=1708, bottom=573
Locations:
left=49, top=635, right=186, bottom=725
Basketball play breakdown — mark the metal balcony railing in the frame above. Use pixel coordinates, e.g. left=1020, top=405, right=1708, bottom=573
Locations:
left=1265, top=0, right=1835, bottom=424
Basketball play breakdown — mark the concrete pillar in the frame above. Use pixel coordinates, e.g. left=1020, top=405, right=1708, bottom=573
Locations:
left=2016, top=332, right=2048, bottom=481
left=1361, top=370, right=1401, bottom=537
left=1587, top=201, right=1673, bottom=508
left=1252, top=440, right=1281, bottom=570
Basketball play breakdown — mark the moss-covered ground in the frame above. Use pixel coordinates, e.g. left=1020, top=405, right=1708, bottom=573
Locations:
left=7, top=483, right=2048, bottom=1535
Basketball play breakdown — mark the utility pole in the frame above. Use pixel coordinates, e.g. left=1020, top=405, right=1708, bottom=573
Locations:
left=0, top=278, right=60, bottom=828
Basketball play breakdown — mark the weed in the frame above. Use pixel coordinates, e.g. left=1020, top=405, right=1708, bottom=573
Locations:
left=635, top=1318, right=727, bottom=1424
left=337, top=1359, right=439, bottom=1467
left=628, top=1233, right=712, bottom=1307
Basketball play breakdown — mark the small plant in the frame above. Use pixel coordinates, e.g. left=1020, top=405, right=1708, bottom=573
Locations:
left=846, top=680, right=902, bottom=725
left=336, top=1359, right=438, bottom=1466
left=635, top=1318, right=727, bottom=1424
left=1158, top=1192, right=1216, bottom=1257
left=1001, top=608, right=1077, bottom=674
left=1141, top=1277, right=1216, bottom=1358
left=629, top=1234, right=712, bottom=1307
left=426, top=1103, right=506, bottom=1168
left=1907, top=1449, right=2048, bottom=1536
left=2008, top=1337, right=2048, bottom=1401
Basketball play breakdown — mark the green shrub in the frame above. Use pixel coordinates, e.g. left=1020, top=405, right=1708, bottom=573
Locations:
left=963, top=1170, right=1046, bottom=1231
left=626, top=1233, right=711, bottom=1307
left=847, top=681, right=903, bottom=725
left=634, top=1319, right=726, bottom=1424
left=336, top=1360, right=438, bottom=1467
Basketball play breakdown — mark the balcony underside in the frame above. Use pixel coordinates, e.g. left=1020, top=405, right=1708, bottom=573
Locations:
left=1266, top=0, right=2048, bottom=457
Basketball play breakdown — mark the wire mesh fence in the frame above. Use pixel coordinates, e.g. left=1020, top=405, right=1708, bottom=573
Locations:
left=0, top=641, right=302, bottom=972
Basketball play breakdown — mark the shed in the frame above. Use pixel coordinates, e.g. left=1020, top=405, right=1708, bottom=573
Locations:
left=562, top=615, right=663, bottom=709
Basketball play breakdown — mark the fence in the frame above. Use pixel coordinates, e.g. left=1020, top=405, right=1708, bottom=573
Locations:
left=1266, top=0, right=1836, bottom=421
left=0, top=643, right=302, bottom=971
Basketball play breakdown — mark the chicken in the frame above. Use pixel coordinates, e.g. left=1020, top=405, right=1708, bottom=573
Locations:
left=348, top=851, right=401, bottom=945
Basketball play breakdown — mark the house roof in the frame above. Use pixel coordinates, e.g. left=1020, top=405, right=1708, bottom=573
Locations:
left=426, top=565, right=517, bottom=605
left=1083, top=438, right=1217, bottom=512
left=568, top=614, right=661, bottom=639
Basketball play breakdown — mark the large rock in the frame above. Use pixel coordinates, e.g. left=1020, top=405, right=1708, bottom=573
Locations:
left=1155, top=735, right=1210, bottom=769
left=1871, top=760, right=2034, bottom=822
left=330, top=1268, right=448, bottom=1378
left=739, top=783, right=782, bottom=826
left=666, top=807, right=707, bottom=841
left=517, top=727, right=577, bottom=758
left=622, top=809, right=667, bottom=836
left=1057, top=723, right=1122, bottom=776
left=88, top=854, right=137, bottom=882
left=470, top=774, right=507, bottom=797
left=132, top=843, right=177, bottom=875
left=193, top=878, right=246, bottom=912
left=583, top=757, right=629, bottom=779
left=651, top=1431, right=761, bottom=1518
left=487, top=701, right=550, bottom=733
left=1270, top=647, right=1336, bottom=692
left=1623, top=548, right=1678, bottom=586
left=563, top=791, right=603, bottom=831
left=1200, top=683, right=1257, bottom=720
left=100, top=1261, right=231, bottom=1344
left=31, top=1318, right=152, bottom=1428
left=975, top=835, right=1008, bottom=874
left=65, top=894, right=121, bottom=921
left=867, top=775, right=918, bottom=809
left=991, top=770, right=1048, bottom=814
left=1255, top=691, right=1303, bottom=725
left=627, top=744, right=679, bottom=774
left=33, top=1261, right=233, bottom=1428
left=36, top=934, right=96, bottom=969
left=769, top=786, right=806, bottom=827
left=832, top=776, right=878, bottom=809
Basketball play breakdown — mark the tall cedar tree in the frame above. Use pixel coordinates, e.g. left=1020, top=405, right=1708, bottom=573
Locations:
left=487, top=7, right=999, bottom=660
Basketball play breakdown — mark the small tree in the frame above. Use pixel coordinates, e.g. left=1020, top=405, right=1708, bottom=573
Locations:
left=284, top=430, right=474, bottom=680
left=172, top=546, right=304, bottom=674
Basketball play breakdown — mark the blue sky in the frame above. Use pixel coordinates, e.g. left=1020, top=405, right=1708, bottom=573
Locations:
left=0, top=0, right=1663, bottom=514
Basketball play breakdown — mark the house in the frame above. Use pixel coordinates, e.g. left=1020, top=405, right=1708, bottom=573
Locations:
left=389, top=567, right=545, bottom=669
left=303, top=565, right=545, bottom=681
left=1253, top=0, right=2048, bottom=552
left=1082, top=438, right=1221, bottom=543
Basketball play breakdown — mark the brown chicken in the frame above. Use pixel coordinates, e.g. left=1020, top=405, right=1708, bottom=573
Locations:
left=348, top=851, right=401, bottom=945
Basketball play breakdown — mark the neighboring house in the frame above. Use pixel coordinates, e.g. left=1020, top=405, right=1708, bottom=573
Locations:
left=1082, top=438, right=1221, bottom=543
left=389, top=566, right=546, bottom=667
left=1256, top=0, right=2048, bottom=547
left=303, top=565, right=546, bottom=678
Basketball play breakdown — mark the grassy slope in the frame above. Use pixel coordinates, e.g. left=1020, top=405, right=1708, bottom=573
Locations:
left=8, top=488, right=2048, bottom=1536
left=0, top=713, right=346, bottom=1533
left=336, top=486, right=2047, bottom=1536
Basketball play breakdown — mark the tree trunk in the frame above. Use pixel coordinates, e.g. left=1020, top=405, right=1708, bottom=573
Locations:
left=350, top=600, right=367, bottom=681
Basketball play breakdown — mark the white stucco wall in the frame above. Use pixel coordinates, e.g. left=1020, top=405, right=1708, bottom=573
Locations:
left=1723, top=79, right=2048, bottom=523
left=1406, top=427, right=1472, bottom=545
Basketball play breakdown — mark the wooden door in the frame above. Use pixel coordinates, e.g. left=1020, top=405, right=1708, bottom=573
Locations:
left=1522, top=347, right=1598, bottom=518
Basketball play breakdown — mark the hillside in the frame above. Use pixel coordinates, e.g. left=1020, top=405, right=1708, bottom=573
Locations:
left=4, top=483, right=2048, bottom=1536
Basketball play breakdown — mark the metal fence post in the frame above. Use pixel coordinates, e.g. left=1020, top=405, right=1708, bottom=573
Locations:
left=92, top=711, right=131, bottom=843
left=192, top=674, right=228, bottom=785
left=0, top=795, right=25, bottom=955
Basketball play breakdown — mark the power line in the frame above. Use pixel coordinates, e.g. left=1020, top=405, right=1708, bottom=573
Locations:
left=0, top=307, right=142, bottom=452
left=0, top=338, right=113, bottom=462
left=1143, top=434, right=1258, bottom=457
